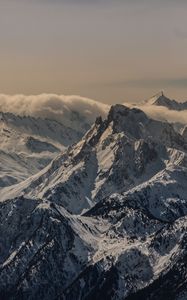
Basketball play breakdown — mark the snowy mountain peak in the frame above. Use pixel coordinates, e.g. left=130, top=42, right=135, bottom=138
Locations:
left=108, top=104, right=146, bottom=121
left=1, top=103, right=186, bottom=213
left=107, top=104, right=148, bottom=136
left=147, top=92, right=187, bottom=111
left=108, top=103, right=130, bottom=116
left=104, top=104, right=185, bottom=150
left=148, top=92, right=172, bottom=105
left=1, top=102, right=187, bottom=299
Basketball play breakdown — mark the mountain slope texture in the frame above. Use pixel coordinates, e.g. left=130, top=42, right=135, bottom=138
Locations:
left=147, top=92, right=187, bottom=111
left=0, top=104, right=187, bottom=300
left=0, top=112, right=84, bottom=188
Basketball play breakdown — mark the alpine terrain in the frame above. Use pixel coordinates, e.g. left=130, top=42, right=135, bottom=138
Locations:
left=0, top=111, right=86, bottom=188
left=147, top=91, right=187, bottom=111
left=0, top=104, right=187, bottom=300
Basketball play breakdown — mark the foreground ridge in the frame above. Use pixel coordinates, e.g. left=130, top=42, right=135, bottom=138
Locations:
left=0, top=104, right=187, bottom=299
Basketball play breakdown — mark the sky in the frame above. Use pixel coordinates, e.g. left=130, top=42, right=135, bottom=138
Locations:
left=0, top=0, right=187, bottom=103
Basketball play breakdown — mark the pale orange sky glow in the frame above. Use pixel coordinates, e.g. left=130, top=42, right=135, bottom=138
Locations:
left=0, top=0, right=187, bottom=103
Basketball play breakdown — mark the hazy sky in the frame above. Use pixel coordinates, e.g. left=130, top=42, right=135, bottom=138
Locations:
left=0, top=0, right=187, bottom=103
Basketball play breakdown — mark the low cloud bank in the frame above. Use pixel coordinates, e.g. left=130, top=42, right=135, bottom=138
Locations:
left=123, top=102, right=187, bottom=125
left=0, top=94, right=109, bottom=130
left=0, top=94, right=186, bottom=131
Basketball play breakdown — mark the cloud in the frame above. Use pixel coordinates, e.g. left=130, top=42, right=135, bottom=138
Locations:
left=0, top=94, right=109, bottom=130
left=0, top=93, right=186, bottom=134
left=124, top=102, right=187, bottom=125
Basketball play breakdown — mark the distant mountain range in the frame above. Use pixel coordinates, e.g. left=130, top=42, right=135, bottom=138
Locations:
left=1, top=92, right=187, bottom=189
left=0, top=101, right=187, bottom=299
left=147, top=91, right=187, bottom=111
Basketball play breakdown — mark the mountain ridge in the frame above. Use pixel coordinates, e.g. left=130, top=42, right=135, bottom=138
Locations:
left=0, top=111, right=84, bottom=188
left=1, top=104, right=186, bottom=211
left=0, top=103, right=187, bottom=299
left=147, top=92, right=187, bottom=111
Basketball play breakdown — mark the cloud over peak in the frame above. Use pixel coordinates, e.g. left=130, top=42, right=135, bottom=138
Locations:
left=0, top=93, right=186, bottom=133
left=0, top=94, right=109, bottom=130
left=123, top=102, right=187, bottom=126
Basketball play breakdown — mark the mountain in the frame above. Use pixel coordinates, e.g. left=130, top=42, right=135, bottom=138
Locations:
left=0, top=112, right=83, bottom=188
left=181, top=125, right=187, bottom=142
left=1, top=104, right=186, bottom=213
left=0, top=104, right=187, bottom=299
left=147, top=92, right=187, bottom=111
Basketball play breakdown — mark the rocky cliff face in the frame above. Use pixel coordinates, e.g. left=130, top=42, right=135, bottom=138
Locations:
left=0, top=104, right=187, bottom=299
left=181, top=126, right=187, bottom=142
left=147, top=92, right=187, bottom=111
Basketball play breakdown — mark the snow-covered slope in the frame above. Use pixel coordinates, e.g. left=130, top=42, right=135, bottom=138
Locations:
left=0, top=112, right=83, bottom=187
left=0, top=104, right=187, bottom=299
left=1, top=104, right=186, bottom=214
left=147, top=92, right=187, bottom=111
left=1, top=193, right=187, bottom=299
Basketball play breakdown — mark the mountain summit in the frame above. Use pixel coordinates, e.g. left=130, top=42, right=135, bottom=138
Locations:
left=1, top=104, right=186, bottom=212
left=0, top=104, right=187, bottom=299
left=147, top=91, right=187, bottom=110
